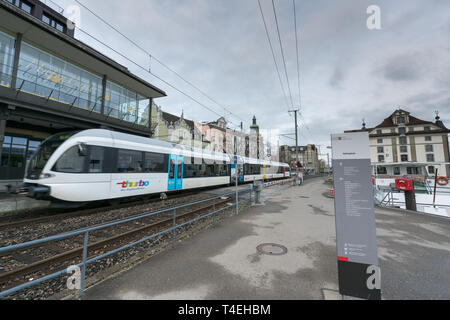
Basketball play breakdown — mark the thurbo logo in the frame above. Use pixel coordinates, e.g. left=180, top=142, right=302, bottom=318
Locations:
left=117, top=180, right=150, bottom=189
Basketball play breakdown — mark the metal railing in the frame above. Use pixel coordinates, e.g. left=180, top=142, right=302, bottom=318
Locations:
left=0, top=187, right=252, bottom=298
left=377, top=189, right=450, bottom=209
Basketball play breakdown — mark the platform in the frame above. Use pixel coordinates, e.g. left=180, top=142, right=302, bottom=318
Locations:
left=81, top=178, right=450, bottom=300
left=0, top=193, right=50, bottom=215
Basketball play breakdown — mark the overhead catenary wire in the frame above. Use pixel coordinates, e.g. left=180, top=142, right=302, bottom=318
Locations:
left=257, top=0, right=290, bottom=112
left=271, top=0, right=294, bottom=109
left=293, top=0, right=302, bottom=109
left=74, top=27, right=233, bottom=124
left=71, top=0, right=248, bottom=126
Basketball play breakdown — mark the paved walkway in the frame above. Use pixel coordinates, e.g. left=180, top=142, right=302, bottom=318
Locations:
left=83, top=178, right=450, bottom=300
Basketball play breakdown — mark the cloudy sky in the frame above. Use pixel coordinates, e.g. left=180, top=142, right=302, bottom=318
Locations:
left=57, top=0, right=450, bottom=159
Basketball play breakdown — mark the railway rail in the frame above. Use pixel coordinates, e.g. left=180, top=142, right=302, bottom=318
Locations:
left=0, top=188, right=252, bottom=299
left=0, top=190, right=203, bottom=230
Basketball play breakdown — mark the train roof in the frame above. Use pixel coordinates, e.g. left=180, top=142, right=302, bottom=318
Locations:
left=71, top=129, right=289, bottom=166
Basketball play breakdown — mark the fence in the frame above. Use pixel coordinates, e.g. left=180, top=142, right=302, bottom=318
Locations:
left=0, top=187, right=252, bottom=298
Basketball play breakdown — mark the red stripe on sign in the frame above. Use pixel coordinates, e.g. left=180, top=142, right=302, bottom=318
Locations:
left=338, top=256, right=349, bottom=262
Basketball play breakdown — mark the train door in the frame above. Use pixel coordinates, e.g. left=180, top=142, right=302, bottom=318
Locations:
left=168, top=155, right=184, bottom=191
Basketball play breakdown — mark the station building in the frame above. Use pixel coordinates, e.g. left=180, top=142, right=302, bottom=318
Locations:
left=0, top=0, right=166, bottom=191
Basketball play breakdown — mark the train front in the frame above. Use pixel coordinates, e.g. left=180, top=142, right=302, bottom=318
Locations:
left=23, top=132, right=78, bottom=200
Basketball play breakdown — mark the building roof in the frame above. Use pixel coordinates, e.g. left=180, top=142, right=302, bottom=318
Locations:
left=346, top=109, right=450, bottom=134
left=161, top=112, right=195, bottom=130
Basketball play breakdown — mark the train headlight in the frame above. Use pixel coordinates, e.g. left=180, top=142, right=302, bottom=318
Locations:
left=39, top=173, right=55, bottom=179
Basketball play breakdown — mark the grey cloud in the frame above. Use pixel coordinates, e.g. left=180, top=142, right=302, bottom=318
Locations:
left=381, top=53, right=424, bottom=82
left=59, top=0, right=450, bottom=148
left=329, top=66, right=344, bottom=89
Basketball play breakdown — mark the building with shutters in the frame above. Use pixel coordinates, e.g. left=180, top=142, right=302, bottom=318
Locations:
left=345, top=109, right=450, bottom=177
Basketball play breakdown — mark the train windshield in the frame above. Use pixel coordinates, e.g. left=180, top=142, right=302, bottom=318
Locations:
left=26, top=132, right=77, bottom=179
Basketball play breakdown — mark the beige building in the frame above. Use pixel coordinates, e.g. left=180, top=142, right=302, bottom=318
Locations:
left=151, top=103, right=204, bottom=149
left=346, top=109, right=450, bottom=177
left=151, top=105, right=267, bottom=160
left=279, top=144, right=320, bottom=174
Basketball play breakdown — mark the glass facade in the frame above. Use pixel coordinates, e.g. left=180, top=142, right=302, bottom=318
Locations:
left=16, top=41, right=104, bottom=113
left=1, top=135, right=42, bottom=180
left=105, top=81, right=149, bottom=124
left=0, top=32, right=151, bottom=125
left=0, top=30, right=15, bottom=87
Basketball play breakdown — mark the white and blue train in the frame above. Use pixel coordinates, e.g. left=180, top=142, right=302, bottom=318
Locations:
left=23, top=129, right=291, bottom=205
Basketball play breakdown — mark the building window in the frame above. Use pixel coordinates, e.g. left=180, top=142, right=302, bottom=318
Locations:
left=41, top=12, right=66, bottom=33
left=407, top=167, right=421, bottom=175
left=401, top=154, right=408, bottom=162
left=55, top=22, right=65, bottom=32
left=377, top=130, right=382, bottom=135
left=425, top=136, right=432, bottom=142
left=377, top=139, right=383, bottom=144
left=426, top=154, right=435, bottom=162
left=424, top=126, right=431, bottom=132
left=397, top=116, right=405, bottom=124
left=400, top=146, right=407, bottom=153
left=7, top=0, right=33, bottom=14
left=394, top=167, right=401, bottom=175
left=377, top=147, right=384, bottom=153
left=399, top=137, right=407, bottom=145
left=105, top=81, right=143, bottom=123
left=428, top=166, right=435, bottom=175
left=398, top=127, right=406, bottom=134
left=0, top=31, right=15, bottom=88
left=17, top=42, right=104, bottom=113
left=425, top=145, right=433, bottom=152
left=378, top=155, right=385, bottom=162
left=42, top=14, right=51, bottom=25
left=377, top=167, right=387, bottom=174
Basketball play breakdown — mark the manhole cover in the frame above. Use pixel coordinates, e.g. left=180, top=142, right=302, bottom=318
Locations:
left=257, top=243, right=288, bottom=256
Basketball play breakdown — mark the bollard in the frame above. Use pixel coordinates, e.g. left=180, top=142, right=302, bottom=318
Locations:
left=405, top=190, right=417, bottom=211
left=254, top=181, right=263, bottom=205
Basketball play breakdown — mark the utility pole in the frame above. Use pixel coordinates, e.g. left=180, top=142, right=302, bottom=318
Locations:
left=289, top=109, right=300, bottom=185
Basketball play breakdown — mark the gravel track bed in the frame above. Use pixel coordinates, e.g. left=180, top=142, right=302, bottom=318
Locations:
left=1, top=198, right=251, bottom=300
left=0, top=193, right=214, bottom=247
left=0, top=193, right=227, bottom=274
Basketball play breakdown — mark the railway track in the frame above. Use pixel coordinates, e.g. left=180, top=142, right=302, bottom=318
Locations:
left=0, top=196, right=236, bottom=297
left=0, top=191, right=203, bottom=230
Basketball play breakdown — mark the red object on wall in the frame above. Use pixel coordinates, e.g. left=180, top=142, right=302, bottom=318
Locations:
left=395, top=178, right=413, bottom=191
left=372, top=177, right=375, bottom=185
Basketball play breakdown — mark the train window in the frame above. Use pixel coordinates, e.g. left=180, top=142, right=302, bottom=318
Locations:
left=53, top=146, right=85, bottom=173
left=117, top=149, right=144, bottom=173
left=143, top=152, right=167, bottom=173
left=88, top=146, right=105, bottom=173
left=177, top=159, right=183, bottom=179
left=244, top=163, right=250, bottom=175
left=169, top=158, right=176, bottom=179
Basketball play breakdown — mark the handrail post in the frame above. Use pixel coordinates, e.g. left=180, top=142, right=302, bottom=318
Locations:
left=236, top=180, right=239, bottom=216
left=172, top=209, right=177, bottom=248
left=212, top=198, right=216, bottom=226
left=80, top=231, right=89, bottom=297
